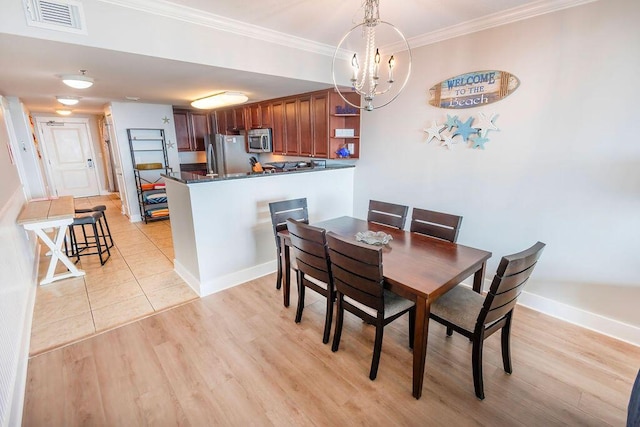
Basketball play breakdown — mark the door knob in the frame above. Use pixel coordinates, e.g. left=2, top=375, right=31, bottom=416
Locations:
left=87, top=158, right=94, bottom=168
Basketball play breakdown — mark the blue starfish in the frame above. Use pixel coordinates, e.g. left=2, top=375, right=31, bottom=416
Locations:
left=471, top=135, right=489, bottom=150
left=445, top=114, right=458, bottom=131
left=452, top=117, right=478, bottom=142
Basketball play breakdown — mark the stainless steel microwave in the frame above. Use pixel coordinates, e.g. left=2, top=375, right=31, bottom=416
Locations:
left=247, top=128, right=272, bottom=153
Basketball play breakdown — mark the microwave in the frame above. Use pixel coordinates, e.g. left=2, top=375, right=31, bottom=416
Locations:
left=247, top=128, right=272, bottom=153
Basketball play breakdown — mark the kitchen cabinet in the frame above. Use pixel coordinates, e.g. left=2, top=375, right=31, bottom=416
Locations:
left=311, top=92, right=329, bottom=158
left=173, top=109, right=210, bottom=152
left=127, top=128, right=171, bottom=223
left=298, top=96, right=312, bottom=156
left=246, top=103, right=272, bottom=129
left=271, top=101, right=285, bottom=154
left=283, top=98, right=300, bottom=156
left=215, top=107, right=246, bottom=134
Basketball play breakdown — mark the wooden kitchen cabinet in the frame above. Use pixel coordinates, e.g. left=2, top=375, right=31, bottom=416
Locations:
left=173, top=108, right=210, bottom=152
left=328, top=91, right=360, bottom=159
left=246, top=103, right=272, bottom=129
left=283, top=98, right=300, bottom=156
left=298, top=96, right=312, bottom=156
left=271, top=101, right=285, bottom=154
left=215, top=107, right=245, bottom=134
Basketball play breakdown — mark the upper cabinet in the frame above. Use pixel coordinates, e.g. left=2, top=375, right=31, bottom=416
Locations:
left=173, top=109, right=212, bottom=152
left=246, top=103, right=272, bottom=129
left=270, top=89, right=357, bottom=159
left=215, top=106, right=246, bottom=134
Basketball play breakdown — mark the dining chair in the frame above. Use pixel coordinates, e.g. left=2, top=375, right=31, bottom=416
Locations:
left=409, top=207, right=463, bottom=243
left=367, top=200, right=409, bottom=229
left=429, top=241, right=546, bottom=399
left=268, top=198, right=308, bottom=290
left=286, top=219, right=335, bottom=343
left=326, top=231, right=415, bottom=380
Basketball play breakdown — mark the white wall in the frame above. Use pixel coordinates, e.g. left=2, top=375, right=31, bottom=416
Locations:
left=355, top=0, right=640, bottom=337
left=0, top=97, right=37, bottom=427
left=109, top=102, right=180, bottom=221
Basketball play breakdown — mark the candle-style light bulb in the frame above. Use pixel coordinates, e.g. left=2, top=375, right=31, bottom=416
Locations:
left=374, top=48, right=381, bottom=78
left=388, top=55, right=395, bottom=83
left=351, top=54, right=359, bottom=81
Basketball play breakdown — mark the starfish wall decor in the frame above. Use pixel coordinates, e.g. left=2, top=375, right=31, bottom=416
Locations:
left=423, top=112, right=500, bottom=150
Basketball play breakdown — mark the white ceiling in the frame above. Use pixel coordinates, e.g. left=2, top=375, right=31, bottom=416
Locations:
left=0, top=0, right=584, bottom=115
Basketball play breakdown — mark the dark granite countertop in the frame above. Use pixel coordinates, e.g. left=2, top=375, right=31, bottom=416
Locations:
left=163, top=164, right=355, bottom=184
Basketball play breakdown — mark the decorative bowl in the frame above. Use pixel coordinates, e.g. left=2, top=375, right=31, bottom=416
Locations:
left=355, top=231, right=393, bottom=245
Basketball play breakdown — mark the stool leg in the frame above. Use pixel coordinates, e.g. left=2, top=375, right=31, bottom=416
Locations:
left=97, top=218, right=111, bottom=260
left=92, top=222, right=105, bottom=265
left=101, top=213, right=114, bottom=248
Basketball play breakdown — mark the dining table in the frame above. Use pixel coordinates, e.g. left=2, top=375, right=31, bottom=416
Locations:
left=278, top=216, right=492, bottom=399
left=17, top=196, right=85, bottom=285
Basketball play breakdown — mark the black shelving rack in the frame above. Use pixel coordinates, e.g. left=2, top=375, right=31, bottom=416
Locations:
left=127, top=128, right=172, bottom=223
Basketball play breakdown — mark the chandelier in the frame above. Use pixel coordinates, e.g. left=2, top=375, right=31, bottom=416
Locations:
left=332, top=0, right=412, bottom=111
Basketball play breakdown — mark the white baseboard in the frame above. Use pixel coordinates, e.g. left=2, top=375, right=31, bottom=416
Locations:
left=463, top=279, right=640, bottom=347
left=517, top=291, right=640, bottom=347
left=174, top=259, right=277, bottom=297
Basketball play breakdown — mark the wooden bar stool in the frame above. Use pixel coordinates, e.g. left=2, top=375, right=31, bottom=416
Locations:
left=65, top=211, right=111, bottom=265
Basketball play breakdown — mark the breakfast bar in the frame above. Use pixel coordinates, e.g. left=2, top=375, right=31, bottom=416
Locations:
left=163, top=165, right=355, bottom=296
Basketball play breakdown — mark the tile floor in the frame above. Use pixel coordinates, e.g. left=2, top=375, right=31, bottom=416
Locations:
left=29, top=194, right=198, bottom=356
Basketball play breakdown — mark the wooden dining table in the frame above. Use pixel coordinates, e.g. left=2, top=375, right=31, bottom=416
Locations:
left=17, top=196, right=85, bottom=285
left=278, top=216, right=492, bottom=399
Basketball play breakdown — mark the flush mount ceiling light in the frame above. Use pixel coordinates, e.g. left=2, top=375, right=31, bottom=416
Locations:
left=190, top=91, right=248, bottom=109
left=56, top=109, right=72, bottom=116
left=56, top=96, right=81, bottom=106
left=332, top=0, right=412, bottom=111
left=61, top=69, right=94, bottom=89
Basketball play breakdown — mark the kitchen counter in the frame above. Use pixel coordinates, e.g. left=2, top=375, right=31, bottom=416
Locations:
left=164, top=164, right=354, bottom=184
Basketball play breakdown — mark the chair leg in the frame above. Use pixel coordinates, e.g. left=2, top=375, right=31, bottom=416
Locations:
left=322, top=289, right=334, bottom=344
left=295, top=272, right=305, bottom=323
left=501, top=315, right=513, bottom=374
left=446, top=326, right=453, bottom=336
left=331, top=294, right=344, bottom=352
left=472, top=337, right=485, bottom=400
left=275, top=247, right=282, bottom=290
left=408, top=307, right=415, bottom=349
left=369, top=318, right=384, bottom=380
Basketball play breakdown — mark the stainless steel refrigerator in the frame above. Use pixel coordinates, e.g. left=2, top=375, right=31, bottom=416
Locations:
left=206, top=134, right=253, bottom=176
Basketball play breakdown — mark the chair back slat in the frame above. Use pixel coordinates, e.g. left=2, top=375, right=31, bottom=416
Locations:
left=477, top=242, right=545, bottom=329
left=410, top=208, right=462, bottom=243
left=367, top=200, right=409, bottom=229
left=286, top=219, right=330, bottom=283
left=326, top=232, right=384, bottom=310
left=269, top=198, right=308, bottom=243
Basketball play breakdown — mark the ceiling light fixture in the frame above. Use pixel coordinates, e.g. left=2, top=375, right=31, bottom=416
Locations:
left=56, top=109, right=72, bottom=116
left=332, top=0, right=412, bottom=111
left=190, top=91, right=248, bottom=109
left=56, top=96, right=81, bottom=106
left=61, top=69, right=94, bottom=89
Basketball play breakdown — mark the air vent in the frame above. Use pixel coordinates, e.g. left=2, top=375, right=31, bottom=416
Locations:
left=24, top=0, right=87, bottom=34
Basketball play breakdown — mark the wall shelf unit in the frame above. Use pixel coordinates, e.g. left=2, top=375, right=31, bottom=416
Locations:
left=127, top=128, right=171, bottom=223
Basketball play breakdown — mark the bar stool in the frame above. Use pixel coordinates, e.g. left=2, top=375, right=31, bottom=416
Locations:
left=65, top=211, right=111, bottom=265
left=74, top=205, right=114, bottom=248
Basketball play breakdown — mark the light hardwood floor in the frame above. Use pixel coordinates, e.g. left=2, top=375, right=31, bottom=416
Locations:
left=24, top=272, right=639, bottom=426
left=29, top=195, right=198, bottom=356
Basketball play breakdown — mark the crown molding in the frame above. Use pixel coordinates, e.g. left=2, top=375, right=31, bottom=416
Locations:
left=98, top=0, right=597, bottom=58
left=402, top=0, right=598, bottom=52
left=97, top=0, right=337, bottom=56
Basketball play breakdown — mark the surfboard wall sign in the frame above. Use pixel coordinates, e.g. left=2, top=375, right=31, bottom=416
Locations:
left=428, top=70, right=520, bottom=109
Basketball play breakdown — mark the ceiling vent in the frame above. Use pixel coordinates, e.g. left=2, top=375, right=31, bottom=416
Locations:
left=24, top=0, right=87, bottom=34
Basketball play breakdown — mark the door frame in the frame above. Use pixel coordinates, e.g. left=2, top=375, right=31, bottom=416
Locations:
left=35, top=116, right=101, bottom=198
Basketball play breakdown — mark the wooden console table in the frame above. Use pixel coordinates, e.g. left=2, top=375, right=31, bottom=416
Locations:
left=17, top=196, right=85, bottom=285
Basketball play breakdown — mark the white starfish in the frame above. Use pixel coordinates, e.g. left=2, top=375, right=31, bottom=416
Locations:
left=440, top=131, right=456, bottom=150
left=423, top=121, right=444, bottom=144
left=473, top=112, right=499, bottom=137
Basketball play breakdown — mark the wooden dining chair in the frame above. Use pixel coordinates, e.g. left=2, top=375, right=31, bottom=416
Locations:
left=367, top=200, right=409, bottom=229
left=268, top=198, right=308, bottom=290
left=326, top=232, right=415, bottom=380
left=286, top=219, right=335, bottom=343
left=429, top=241, right=546, bottom=399
left=410, top=207, right=463, bottom=243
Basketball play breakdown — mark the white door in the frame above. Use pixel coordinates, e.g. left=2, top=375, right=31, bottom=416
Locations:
left=38, top=118, right=100, bottom=197
left=104, top=113, right=130, bottom=216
